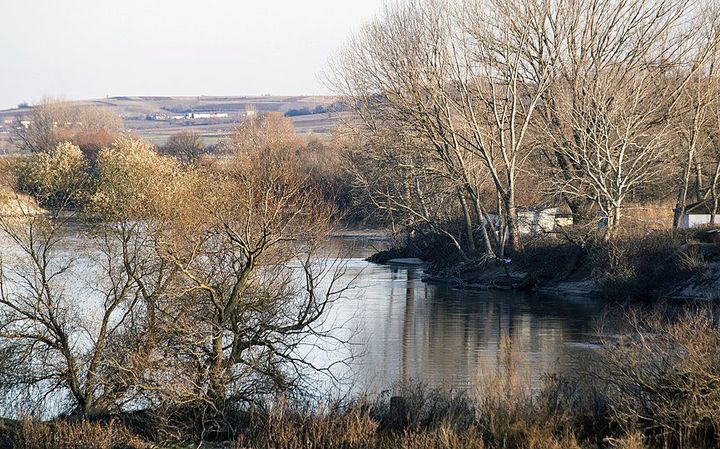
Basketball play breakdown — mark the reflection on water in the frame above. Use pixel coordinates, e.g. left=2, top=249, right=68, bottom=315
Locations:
left=0, top=229, right=608, bottom=401
left=320, top=236, right=606, bottom=394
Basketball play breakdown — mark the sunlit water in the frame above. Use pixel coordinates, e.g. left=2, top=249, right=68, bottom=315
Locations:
left=311, top=235, right=606, bottom=396
left=0, top=229, right=608, bottom=408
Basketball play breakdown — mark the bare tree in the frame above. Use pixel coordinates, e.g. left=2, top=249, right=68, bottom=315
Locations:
left=344, top=123, right=479, bottom=259
left=153, top=139, right=348, bottom=416
left=160, top=131, right=206, bottom=165
left=0, top=198, right=164, bottom=416
left=529, top=0, right=708, bottom=239
left=451, top=0, right=555, bottom=252
left=0, top=134, right=349, bottom=422
left=0, top=136, right=186, bottom=416
left=330, top=0, right=486, bottom=256
left=672, top=14, right=720, bottom=228
left=330, top=0, right=557, bottom=255
left=12, top=98, right=121, bottom=155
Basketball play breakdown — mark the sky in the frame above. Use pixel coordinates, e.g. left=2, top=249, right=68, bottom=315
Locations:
left=0, top=0, right=384, bottom=109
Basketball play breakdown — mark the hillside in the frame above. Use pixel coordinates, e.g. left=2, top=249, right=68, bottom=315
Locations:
left=0, top=95, right=350, bottom=151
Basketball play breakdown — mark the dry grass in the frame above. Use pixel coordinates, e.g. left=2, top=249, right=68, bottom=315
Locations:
left=622, top=202, right=675, bottom=231
left=13, top=417, right=149, bottom=449
left=600, top=307, right=720, bottom=449
left=233, top=339, right=594, bottom=449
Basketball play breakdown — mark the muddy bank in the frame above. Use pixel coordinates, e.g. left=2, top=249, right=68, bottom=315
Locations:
left=420, top=261, right=602, bottom=297
left=369, top=229, right=720, bottom=301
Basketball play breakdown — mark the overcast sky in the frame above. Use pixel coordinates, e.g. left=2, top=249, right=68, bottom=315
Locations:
left=0, top=0, right=384, bottom=109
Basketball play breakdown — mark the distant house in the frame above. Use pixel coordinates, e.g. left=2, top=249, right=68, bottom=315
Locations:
left=517, top=208, right=572, bottom=235
left=482, top=207, right=572, bottom=236
left=186, top=112, right=229, bottom=119
left=679, top=200, right=719, bottom=229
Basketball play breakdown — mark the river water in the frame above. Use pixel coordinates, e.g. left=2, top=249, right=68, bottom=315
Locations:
left=313, top=235, right=607, bottom=396
left=0, top=228, right=608, bottom=403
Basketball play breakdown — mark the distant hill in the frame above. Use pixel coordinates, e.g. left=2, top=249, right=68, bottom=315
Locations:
left=0, top=96, right=351, bottom=150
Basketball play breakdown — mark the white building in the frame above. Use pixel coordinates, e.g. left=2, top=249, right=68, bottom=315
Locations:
left=186, top=112, right=229, bottom=119
left=482, top=208, right=572, bottom=236
left=679, top=200, right=719, bottom=229
left=517, top=208, right=572, bottom=235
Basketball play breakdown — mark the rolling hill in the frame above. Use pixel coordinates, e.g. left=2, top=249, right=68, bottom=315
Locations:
left=0, top=95, right=350, bottom=151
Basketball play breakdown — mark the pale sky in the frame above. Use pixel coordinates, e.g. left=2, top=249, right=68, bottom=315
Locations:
left=0, top=0, right=384, bottom=109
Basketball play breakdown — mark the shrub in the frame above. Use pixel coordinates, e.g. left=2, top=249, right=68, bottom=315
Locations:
left=18, top=142, right=90, bottom=208
left=600, top=307, right=720, bottom=449
left=90, top=136, right=191, bottom=220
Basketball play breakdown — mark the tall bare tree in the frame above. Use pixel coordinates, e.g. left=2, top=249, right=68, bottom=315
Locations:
left=330, top=0, right=555, bottom=255
left=527, top=0, right=710, bottom=238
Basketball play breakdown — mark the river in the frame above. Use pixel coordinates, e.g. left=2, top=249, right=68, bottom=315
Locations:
left=0, top=228, right=609, bottom=405
left=310, top=234, right=607, bottom=396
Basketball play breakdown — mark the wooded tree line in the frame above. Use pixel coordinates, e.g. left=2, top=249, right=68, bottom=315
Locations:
left=330, top=0, right=720, bottom=258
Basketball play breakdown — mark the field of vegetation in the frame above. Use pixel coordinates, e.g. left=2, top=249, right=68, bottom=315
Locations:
left=3, top=307, right=720, bottom=449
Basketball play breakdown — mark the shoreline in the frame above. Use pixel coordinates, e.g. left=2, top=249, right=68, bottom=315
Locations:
left=367, top=230, right=720, bottom=302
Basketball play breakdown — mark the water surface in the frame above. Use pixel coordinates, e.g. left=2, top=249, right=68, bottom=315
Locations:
left=317, top=235, right=606, bottom=394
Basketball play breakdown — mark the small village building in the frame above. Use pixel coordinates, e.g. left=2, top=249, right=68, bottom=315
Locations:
left=483, top=207, right=573, bottom=236
left=679, top=200, right=720, bottom=229
left=517, top=207, right=573, bottom=235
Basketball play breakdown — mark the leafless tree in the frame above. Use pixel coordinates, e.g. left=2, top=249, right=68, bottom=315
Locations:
left=0, top=200, right=166, bottom=416
left=344, top=123, right=479, bottom=259
left=160, top=131, right=206, bottom=165
left=150, top=133, right=349, bottom=418
left=12, top=98, right=121, bottom=155
left=0, top=133, right=350, bottom=422
left=331, top=0, right=560, bottom=255
left=529, top=0, right=713, bottom=238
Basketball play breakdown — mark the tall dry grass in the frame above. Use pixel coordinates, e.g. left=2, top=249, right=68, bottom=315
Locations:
left=12, top=417, right=148, bottom=449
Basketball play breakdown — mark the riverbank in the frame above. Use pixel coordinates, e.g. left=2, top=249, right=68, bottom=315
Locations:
left=371, top=227, right=720, bottom=301
left=7, top=302, right=720, bottom=449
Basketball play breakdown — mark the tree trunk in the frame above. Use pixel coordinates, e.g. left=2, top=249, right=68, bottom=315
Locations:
left=456, top=188, right=476, bottom=254
left=504, top=193, right=521, bottom=253
left=711, top=160, right=720, bottom=224
left=604, top=205, right=622, bottom=241
left=471, top=195, right=497, bottom=257
left=673, top=149, right=695, bottom=229
left=566, top=197, right=596, bottom=226
left=208, top=330, right=227, bottom=411
left=696, top=161, right=704, bottom=203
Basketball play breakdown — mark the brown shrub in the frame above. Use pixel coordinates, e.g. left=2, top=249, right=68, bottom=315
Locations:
left=600, top=307, right=720, bottom=449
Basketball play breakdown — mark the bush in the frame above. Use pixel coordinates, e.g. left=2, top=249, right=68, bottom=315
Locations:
left=18, top=142, right=90, bottom=208
left=517, top=227, right=717, bottom=300
left=600, top=307, right=720, bottom=449
left=7, top=306, right=720, bottom=449
left=90, top=136, right=190, bottom=220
